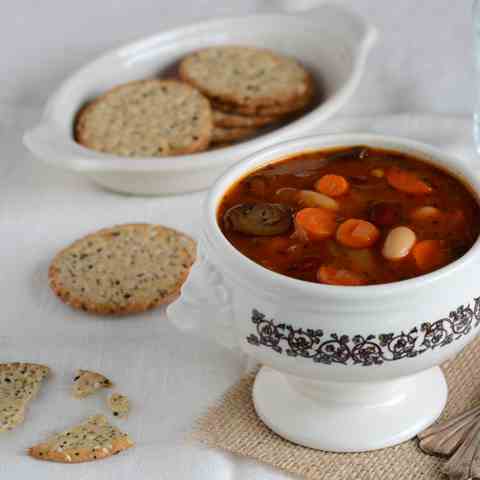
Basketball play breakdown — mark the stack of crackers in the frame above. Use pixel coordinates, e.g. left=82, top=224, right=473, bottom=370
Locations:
left=75, top=46, right=315, bottom=157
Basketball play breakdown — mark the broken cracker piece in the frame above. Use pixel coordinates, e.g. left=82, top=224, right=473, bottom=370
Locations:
left=72, top=370, right=113, bottom=399
left=107, top=393, right=130, bottom=419
left=0, top=363, right=49, bottom=432
left=28, top=414, right=134, bottom=463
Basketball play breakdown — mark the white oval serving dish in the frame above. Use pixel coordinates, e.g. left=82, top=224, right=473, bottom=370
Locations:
left=23, top=4, right=377, bottom=195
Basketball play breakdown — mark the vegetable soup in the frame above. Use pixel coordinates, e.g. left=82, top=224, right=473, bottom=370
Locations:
left=218, top=146, right=480, bottom=286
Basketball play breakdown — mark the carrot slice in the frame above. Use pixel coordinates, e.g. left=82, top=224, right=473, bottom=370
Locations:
left=412, top=240, right=449, bottom=272
left=336, top=219, right=380, bottom=249
left=314, top=174, right=350, bottom=197
left=386, top=167, right=432, bottom=195
left=294, top=208, right=337, bottom=242
left=317, top=265, right=368, bottom=286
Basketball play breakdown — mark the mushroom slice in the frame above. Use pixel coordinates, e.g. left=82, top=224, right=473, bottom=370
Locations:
left=224, top=203, right=292, bottom=236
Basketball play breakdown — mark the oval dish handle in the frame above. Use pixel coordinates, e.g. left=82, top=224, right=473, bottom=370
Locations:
left=263, top=1, right=378, bottom=58
left=23, top=122, right=89, bottom=172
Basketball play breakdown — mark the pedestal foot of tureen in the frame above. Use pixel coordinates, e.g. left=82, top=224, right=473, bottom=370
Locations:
left=252, top=365, right=447, bottom=452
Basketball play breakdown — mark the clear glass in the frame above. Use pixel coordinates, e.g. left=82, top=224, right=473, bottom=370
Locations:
left=474, top=0, right=480, bottom=152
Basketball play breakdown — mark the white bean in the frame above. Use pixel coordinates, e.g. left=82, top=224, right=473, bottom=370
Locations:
left=410, top=206, right=442, bottom=222
left=296, top=190, right=339, bottom=211
left=382, top=226, right=416, bottom=260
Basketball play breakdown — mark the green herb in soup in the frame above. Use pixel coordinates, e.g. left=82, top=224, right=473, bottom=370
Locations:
left=218, top=146, right=480, bottom=285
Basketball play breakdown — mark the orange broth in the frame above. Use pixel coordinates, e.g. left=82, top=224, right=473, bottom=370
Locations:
left=218, top=146, right=480, bottom=285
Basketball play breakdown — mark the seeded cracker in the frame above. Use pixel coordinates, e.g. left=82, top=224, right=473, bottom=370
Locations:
left=180, top=46, right=312, bottom=111
left=107, top=393, right=130, bottom=418
left=28, top=414, right=134, bottom=463
left=48, top=224, right=196, bottom=315
left=212, top=109, right=280, bottom=128
left=211, top=126, right=258, bottom=145
left=72, top=370, right=113, bottom=399
left=75, top=79, right=212, bottom=157
left=211, top=85, right=313, bottom=117
left=0, top=363, right=50, bottom=432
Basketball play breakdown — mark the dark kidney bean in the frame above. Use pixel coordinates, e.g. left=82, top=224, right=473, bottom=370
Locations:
left=369, top=202, right=402, bottom=226
left=348, top=175, right=369, bottom=185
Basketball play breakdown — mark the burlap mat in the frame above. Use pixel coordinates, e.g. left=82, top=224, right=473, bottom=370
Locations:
left=192, top=336, right=480, bottom=480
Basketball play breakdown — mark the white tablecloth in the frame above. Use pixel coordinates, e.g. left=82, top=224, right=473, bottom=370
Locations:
left=1, top=0, right=479, bottom=478
left=0, top=107, right=477, bottom=479
left=1, top=0, right=475, bottom=115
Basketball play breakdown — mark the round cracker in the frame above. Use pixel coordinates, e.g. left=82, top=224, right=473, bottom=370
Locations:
left=212, top=109, right=280, bottom=128
left=211, top=126, right=258, bottom=145
left=75, top=80, right=212, bottom=157
left=49, top=224, right=196, bottom=315
left=211, top=80, right=314, bottom=117
left=179, top=46, right=312, bottom=110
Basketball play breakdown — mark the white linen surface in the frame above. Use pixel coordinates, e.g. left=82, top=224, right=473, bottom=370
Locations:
left=0, top=0, right=474, bottom=116
left=0, top=106, right=477, bottom=479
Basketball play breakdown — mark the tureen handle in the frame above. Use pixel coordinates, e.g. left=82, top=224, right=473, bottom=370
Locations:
left=166, top=237, right=237, bottom=349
